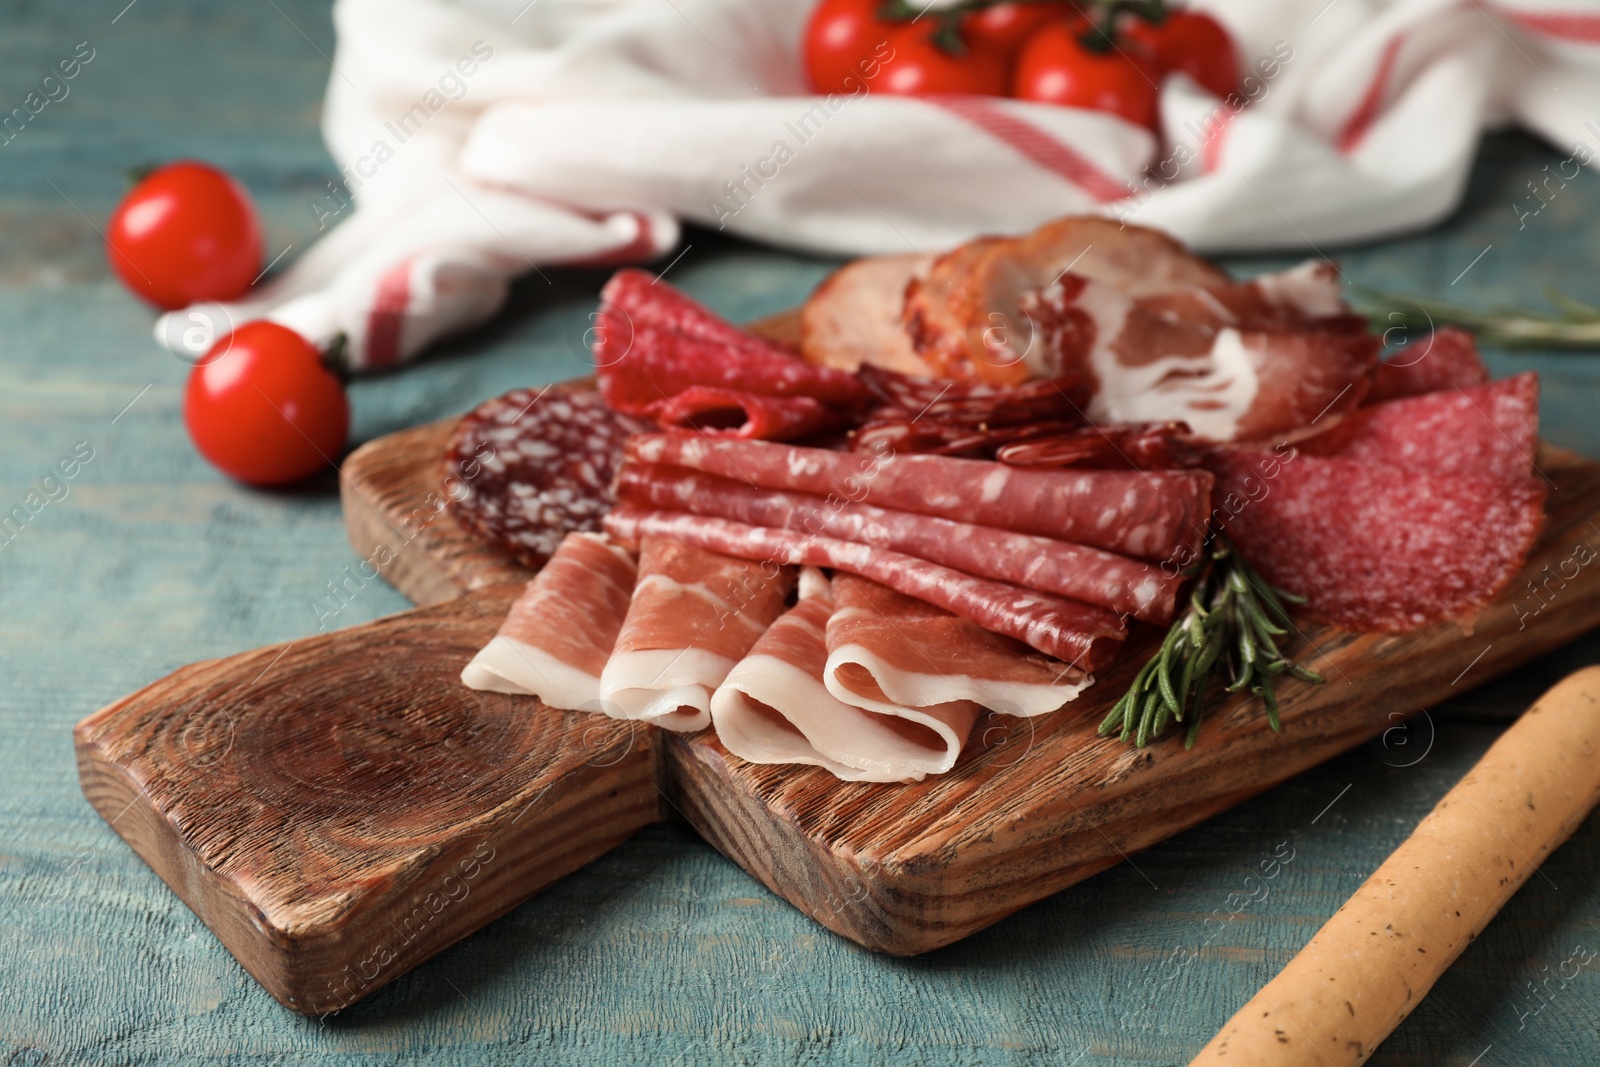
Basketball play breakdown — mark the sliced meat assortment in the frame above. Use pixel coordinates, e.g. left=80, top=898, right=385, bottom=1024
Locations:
left=446, top=388, right=647, bottom=569
left=710, top=570, right=981, bottom=783
left=1211, top=449, right=1547, bottom=632
left=825, top=574, right=1090, bottom=720
left=460, top=532, right=637, bottom=709
left=615, top=464, right=1180, bottom=623
left=624, top=433, right=1213, bottom=561
left=1367, top=327, right=1490, bottom=402
left=603, top=506, right=1127, bottom=671
left=1302, top=373, right=1538, bottom=481
left=598, top=536, right=794, bottom=732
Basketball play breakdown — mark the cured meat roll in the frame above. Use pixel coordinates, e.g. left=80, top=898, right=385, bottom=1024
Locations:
left=615, top=463, right=1180, bottom=623
left=824, top=574, right=1092, bottom=720
left=624, top=434, right=1212, bottom=562
left=603, top=506, right=1126, bottom=671
left=598, top=536, right=793, bottom=732
left=711, top=570, right=981, bottom=783
left=460, top=532, right=637, bottom=710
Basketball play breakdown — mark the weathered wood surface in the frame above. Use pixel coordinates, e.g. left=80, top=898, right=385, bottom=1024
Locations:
left=6, top=0, right=1600, bottom=1060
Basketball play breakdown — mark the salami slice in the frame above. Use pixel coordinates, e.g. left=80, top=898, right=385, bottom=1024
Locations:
left=615, top=463, right=1180, bottom=623
left=445, top=388, right=647, bottom=569
left=1211, top=449, right=1547, bottom=632
left=624, top=433, right=1213, bottom=562
left=994, top=422, right=1198, bottom=470
left=1302, top=373, right=1538, bottom=481
left=643, top=386, right=850, bottom=441
left=603, top=505, right=1128, bottom=671
left=1368, top=327, right=1490, bottom=402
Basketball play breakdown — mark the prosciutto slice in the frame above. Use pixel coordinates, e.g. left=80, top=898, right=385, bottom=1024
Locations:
left=460, top=532, right=636, bottom=710
left=624, top=434, right=1212, bottom=562
left=825, top=574, right=1091, bottom=720
left=598, top=535, right=793, bottom=731
left=603, top=506, right=1127, bottom=671
left=615, top=463, right=1179, bottom=623
left=710, top=570, right=981, bottom=783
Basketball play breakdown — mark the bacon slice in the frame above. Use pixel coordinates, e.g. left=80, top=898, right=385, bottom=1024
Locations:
left=460, top=532, right=636, bottom=710
left=710, top=570, right=980, bottom=783
left=615, top=463, right=1180, bottom=623
left=1367, top=327, right=1489, bottom=402
left=825, top=574, right=1090, bottom=720
left=603, top=506, right=1127, bottom=671
left=597, top=536, right=793, bottom=731
left=623, top=434, right=1213, bottom=562
left=800, top=254, right=931, bottom=375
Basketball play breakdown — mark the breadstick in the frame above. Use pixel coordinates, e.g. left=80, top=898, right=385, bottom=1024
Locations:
left=1188, top=666, right=1600, bottom=1066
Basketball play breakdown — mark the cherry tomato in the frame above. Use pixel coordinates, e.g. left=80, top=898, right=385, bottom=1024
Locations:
left=184, top=321, right=349, bottom=487
left=106, top=161, right=263, bottom=311
left=803, top=0, right=896, bottom=94
left=866, top=24, right=1010, bottom=96
left=1013, top=20, right=1160, bottom=128
left=963, top=2, right=1076, bottom=54
left=1125, top=11, right=1240, bottom=98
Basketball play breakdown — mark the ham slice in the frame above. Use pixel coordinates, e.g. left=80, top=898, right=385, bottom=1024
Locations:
left=710, top=570, right=980, bottom=782
left=825, top=574, right=1091, bottom=719
left=800, top=254, right=930, bottom=376
left=623, top=433, right=1212, bottom=562
left=460, top=532, right=636, bottom=710
left=598, top=536, right=793, bottom=731
left=603, top=505, right=1127, bottom=671
left=615, top=463, right=1180, bottom=623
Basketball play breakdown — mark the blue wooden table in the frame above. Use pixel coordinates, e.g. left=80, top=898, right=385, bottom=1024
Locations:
left=3, top=3, right=1599, bottom=1064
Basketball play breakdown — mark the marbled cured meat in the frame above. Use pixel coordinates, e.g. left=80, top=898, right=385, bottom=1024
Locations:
left=446, top=388, right=646, bottom=569
left=615, top=463, right=1180, bottom=623
left=825, top=574, right=1091, bottom=720
left=460, top=532, right=636, bottom=710
left=603, top=506, right=1127, bottom=670
left=623, top=434, right=1213, bottom=562
left=642, top=385, right=849, bottom=441
left=598, top=536, right=793, bottom=731
left=710, top=570, right=980, bottom=783
left=1367, top=327, right=1489, bottom=403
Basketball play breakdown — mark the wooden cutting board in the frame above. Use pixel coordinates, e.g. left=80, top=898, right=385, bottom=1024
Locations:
left=76, top=310, right=1600, bottom=1016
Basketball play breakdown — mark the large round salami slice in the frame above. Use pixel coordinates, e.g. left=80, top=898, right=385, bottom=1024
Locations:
left=445, top=388, right=646, bottom=569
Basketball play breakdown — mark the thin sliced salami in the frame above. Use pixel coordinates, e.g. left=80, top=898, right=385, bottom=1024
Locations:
left=445, top=388, right=646, bottom=569
left=995, top=422, right=1198, bottom=470
left=1302, top=373, right=1538, bottom=481
left=1211, top=449, right=1546, bottom=632
left=643, top=386, right=850, bottom=441
left=1368, top=327, right=1489, bottom=402
left=603, top=505, right=1128, bottom=671
left=615, top=463, right=1180, bottom=623
left=623, top=433, right=1213, bottom=562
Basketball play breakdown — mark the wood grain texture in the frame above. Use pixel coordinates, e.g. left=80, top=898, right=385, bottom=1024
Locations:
left=74, top=590, right=662, bottom=1015
left=334, top=358, right=1600, bottom=960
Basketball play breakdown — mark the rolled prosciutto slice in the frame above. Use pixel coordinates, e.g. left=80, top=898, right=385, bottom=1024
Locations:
left=460, top=532, right=636, bottom=710
left=710, top=570, right=980, bottom=783
left=624, top=434, right=1212, bottom=562
left=615, top=463, right=1179, bottom=623
left=598, top=536, right=793, bottom=732
left=825, top=574, right=1091, bottom=720
left=603, top=506, right=1127, bottom=671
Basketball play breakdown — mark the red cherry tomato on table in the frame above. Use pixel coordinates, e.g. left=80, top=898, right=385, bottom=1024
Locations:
left=866, top=24, right=1010, bottom=96
left=803, top=0, right=896, bottom=94
left=1013, top=20, right=1160, bottom=128
left=1125, top=11, right=1240, bottom=98
left=963, top=2, right=1076, bottom=54
left=106, top=161, right=263, bottom=311
left=184, top=322, right=349, bottom=487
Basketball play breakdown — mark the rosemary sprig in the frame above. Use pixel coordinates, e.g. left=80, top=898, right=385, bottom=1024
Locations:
left=1099, top=534, right=1323, bottom=749
left=1356, top=287, right=1600, bottom=349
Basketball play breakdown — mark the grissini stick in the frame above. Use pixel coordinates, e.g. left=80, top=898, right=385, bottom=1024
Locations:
left=1188, top=666, right=1600, bottom=1067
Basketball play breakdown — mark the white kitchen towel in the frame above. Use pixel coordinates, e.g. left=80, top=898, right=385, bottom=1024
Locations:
left=155, top=0, right=1600, bottom=369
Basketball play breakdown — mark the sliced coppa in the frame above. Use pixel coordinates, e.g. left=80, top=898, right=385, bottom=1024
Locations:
left=1302, top=372, right=1539, bottom=481
left=445, top=388, right=647, bottom=569
left=1211, top=449, right=1547, bottom=632
left=800, top=253, right=931, bottom=376
left=1367, top=326, right=1489, bottom=402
